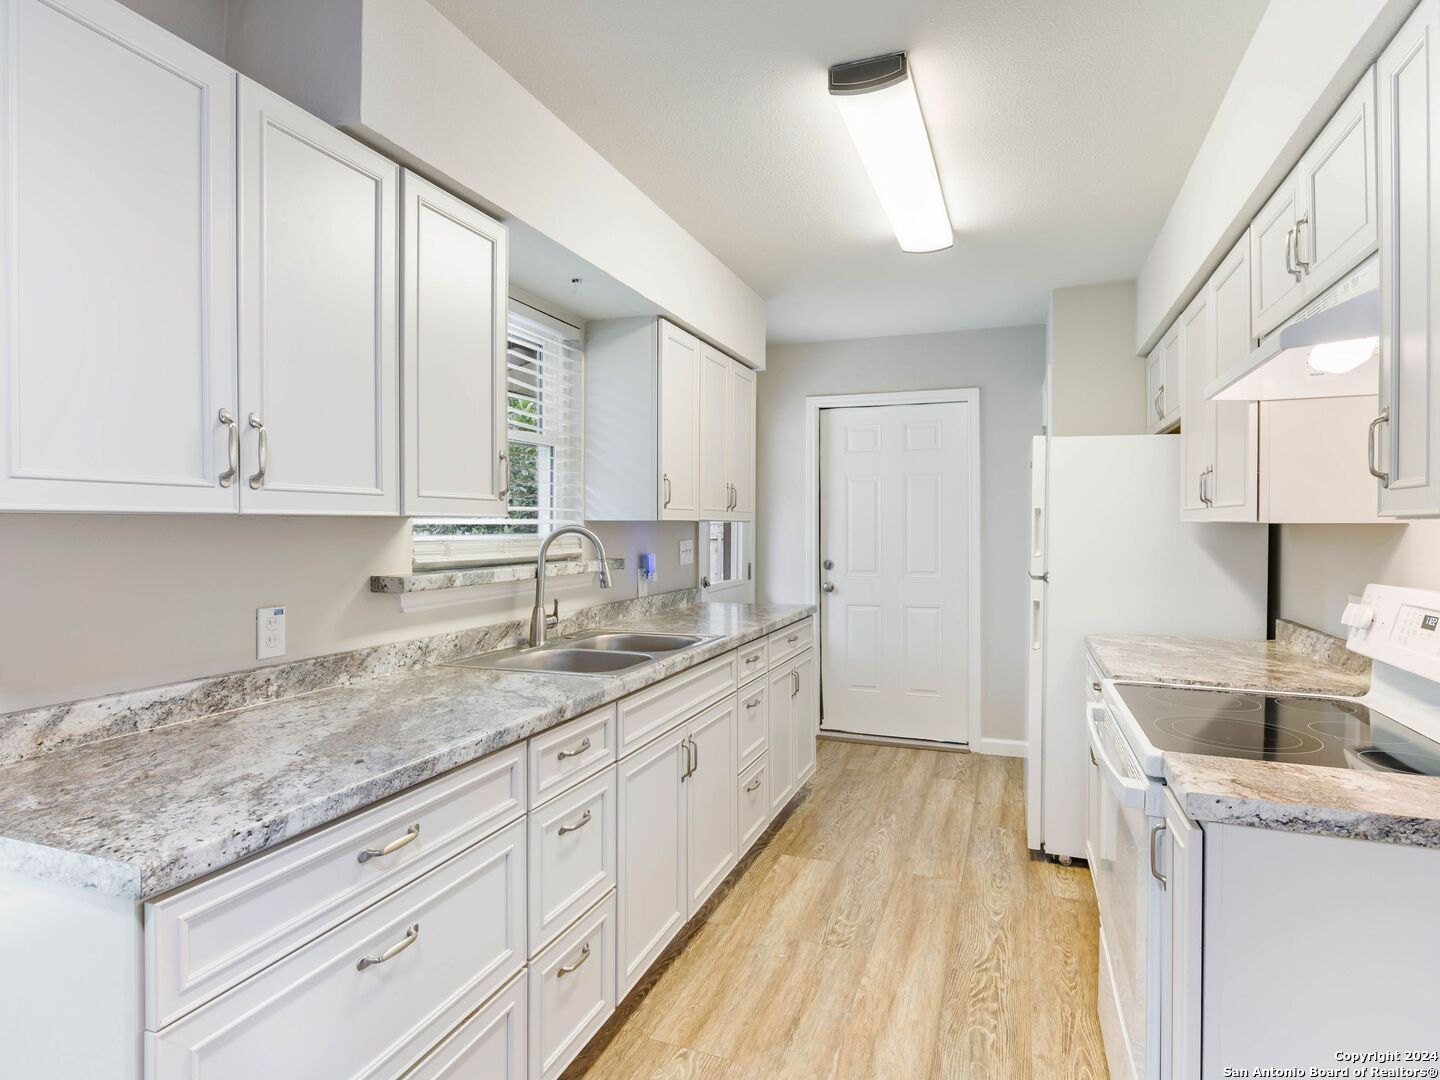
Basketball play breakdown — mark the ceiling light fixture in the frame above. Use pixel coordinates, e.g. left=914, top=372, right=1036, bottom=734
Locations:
left=829, top=51, right=952, bottom=253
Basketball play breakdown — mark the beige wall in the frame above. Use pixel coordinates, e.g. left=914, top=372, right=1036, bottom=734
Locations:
left=756, top=326, right=1046, bottom=744
left=0, top=515, right=695, bottom=713
left=1047, top=281, right=1145, bottom=436
left=1274, top=522, right=1440, bottom=636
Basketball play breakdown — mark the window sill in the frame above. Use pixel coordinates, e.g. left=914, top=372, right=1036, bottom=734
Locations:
left=370, top=557, right=625, bottom=595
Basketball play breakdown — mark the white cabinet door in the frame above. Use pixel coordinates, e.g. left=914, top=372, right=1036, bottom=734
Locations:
left=1297, top=68, right=1378, bottom=301
left=1377, top=0, right=1440, bottom=518
left=1250, top=167, right=1304, bottom=338
left=616, top=723, right=688, bottom=996
left=1145, top=347, right=1165, bottom=432
left=400, top=170, right=508, bottom=518
left=767, top=665, right=796, bottom=817
left=0, top=0, right=238, bottom=512
left=657, top=319, right=700, bottom=521
left=684, top=695, right=738, bottom=913
left=1178, top=290, right=1213, bottom=517
left=1161, top=788, right=1203, bottom=1080
left=697, top=343, right=731, bottom=519
left=1207, top=236, right=1259, bottom=521
left=1149, top=323, right=1181, bottom=432
left=728, top=360, right=757, bottom=521
left=407, top=970, right=527, bottom=1080
left=237, top=79, right=399, bottom=515
left=793, top=649, right=817, bottom=787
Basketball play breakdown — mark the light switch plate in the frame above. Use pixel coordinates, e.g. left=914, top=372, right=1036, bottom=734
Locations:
left=257, top=606, right=286, bottom=660
left=678, top=538, right=694, bottom=566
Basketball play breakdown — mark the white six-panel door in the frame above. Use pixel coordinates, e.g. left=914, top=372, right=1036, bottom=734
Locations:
left=0, top=0, right=239, bottom=512
left=238, top=78, right=399, bottom=514
left=819, top=402, right=973, bottom=744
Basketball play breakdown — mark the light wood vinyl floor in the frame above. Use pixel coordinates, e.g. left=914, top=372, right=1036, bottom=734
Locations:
left=566, top=739, right=1107, bottom=1080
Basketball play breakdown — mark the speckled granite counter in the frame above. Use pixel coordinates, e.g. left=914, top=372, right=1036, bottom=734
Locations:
left=0, top=602, right=813, bottom=899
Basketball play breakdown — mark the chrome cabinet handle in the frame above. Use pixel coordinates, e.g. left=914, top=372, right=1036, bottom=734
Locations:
left=557, top=737, right=591, bottom=761
left=663, top=473, right=672, bottom=508
left=557, top=942, right=591, bottom=977
left=1294, top=215, right=1310, bottom=270
left=787, top=633, right=800, bottom=644
left=1154, top=385, right=1164, bottom=420
left=745, top=696, right=761, bottom=709
left=744, top=654, right=762, bottom=665
left=1149, top=821, right=1168, bottom=890
left=792, top=669, right=800, bottom=696
left=358, top=823, right=420, bottom=863
left=498, top=451, right=510, bottom=500
left=1089, top=747, right=1098, bottom=767
left=744, top=776, right=762, bottom=793
left=558, top=809, right=592, bottom=836
left=681, top=738, right=694, bottom=781
left=691, top=736, right=700, bottom=776
left=218, top=409, right=239, bottom=487
left=1090, top=681, right=1102, bottom=693
left=247, top=413, right=267, bottom=489
left=1284, top=224, right=1298, bottom=279
left=1368, top=407, right=1390, bottom=487
left=357, top=923, right=419, bottom=970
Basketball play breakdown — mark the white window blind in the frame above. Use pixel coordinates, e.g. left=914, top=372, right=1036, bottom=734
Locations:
left=412, top=301, right=584, bottom=568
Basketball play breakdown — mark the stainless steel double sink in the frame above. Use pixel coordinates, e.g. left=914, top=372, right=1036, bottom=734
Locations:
left=458, top=630, right=711, bottom=676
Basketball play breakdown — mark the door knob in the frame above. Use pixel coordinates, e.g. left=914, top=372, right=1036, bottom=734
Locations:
left=821, top=582, right=836, bottom=593
left=822, top=559, right=834, bottom=570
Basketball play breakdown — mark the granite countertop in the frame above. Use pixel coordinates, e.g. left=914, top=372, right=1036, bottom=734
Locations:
left=0, top=602, right=813, bottom=900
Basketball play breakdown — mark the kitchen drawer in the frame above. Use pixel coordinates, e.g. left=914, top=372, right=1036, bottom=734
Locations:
left=737, top=639, right=767, bottom=685
left=529, top=704, right=616, bottom=808
left=1085, top=656, right=1104, bottom=702
left=767, top=617, right=814, bottom=669
left=145, top=743, right=525, bottom=1029
left=617, top=650, right=736, bottom=756
left=736, top=679, right=768, bottom=773
left=738, top=754, right=770, bottom=856
left=529, top=764, right=617, bottom=957
left=529, top=891, right=617, bottom=1080
left=147, top=818, right=527, bottom=1080
left=405, top=969, right=527, bottom=1079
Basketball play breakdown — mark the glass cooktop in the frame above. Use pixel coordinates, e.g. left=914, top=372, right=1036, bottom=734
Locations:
left=1112, top=684, right=1440, bottom=776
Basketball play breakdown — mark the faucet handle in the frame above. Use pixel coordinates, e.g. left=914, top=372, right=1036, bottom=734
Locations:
left=545, top=599, right=560, bottom=630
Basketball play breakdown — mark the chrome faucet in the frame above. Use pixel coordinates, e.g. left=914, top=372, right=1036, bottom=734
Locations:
left=530, top=525, right=612, bottom=647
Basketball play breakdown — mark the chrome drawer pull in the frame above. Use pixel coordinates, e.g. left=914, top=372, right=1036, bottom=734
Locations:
left=557, top=942, right=591, bottom=977
left=557, top=736, right=591, bottom=761
left=357, top=923, right=419, bottom=970
left=787, top=633, right=800, bottom=644
left=357, top=823, right=420, bottom=863
left=1150, top=821, right=1168, bottom=890
left=744, top=776, right=762, bottom=793
left=558, top=809, right=592, bottom=836
left=745, top=654, right=762, bottom=665
left=745, top=697, right=762, bottom=710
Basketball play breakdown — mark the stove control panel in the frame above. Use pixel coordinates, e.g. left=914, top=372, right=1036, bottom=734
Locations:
left=1347, top=584, right=1440, bottom=680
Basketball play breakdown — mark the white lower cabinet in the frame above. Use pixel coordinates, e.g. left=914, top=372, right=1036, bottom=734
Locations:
left=738, top=754, right=771, bottom=855
left=766, top=645, right=818, bottom=815
left=528, top=765, right=617, bottom=957
left=737, top=679, right=768, bottom=773
left=406, top=970, right=528, bottom=1080
left=147, top=818, right=527, bottom=1079
left=685, top=695, right=739, bottom=912
left=528, top=892, right=617, bottom=1080
left=1160, top=788, right=1202, bottom=1080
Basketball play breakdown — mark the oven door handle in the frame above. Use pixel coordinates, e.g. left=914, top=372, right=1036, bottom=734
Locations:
left=1086, top=703, right=1148, bottom=810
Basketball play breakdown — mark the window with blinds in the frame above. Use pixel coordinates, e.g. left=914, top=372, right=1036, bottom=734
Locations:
left=412, top=300, right=585, bottom=568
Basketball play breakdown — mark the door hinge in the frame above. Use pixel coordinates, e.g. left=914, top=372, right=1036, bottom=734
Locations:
left=747, top=561, right=753, bottom=580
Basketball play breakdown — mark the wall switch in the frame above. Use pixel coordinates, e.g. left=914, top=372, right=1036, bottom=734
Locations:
left=257, top=606, right=286, bottom=660
left=679, top=538, right=694, bottom=566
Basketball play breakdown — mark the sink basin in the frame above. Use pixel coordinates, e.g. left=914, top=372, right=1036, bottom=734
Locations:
left=563, top=631, right=706, bottom=654
left=482, top=648, right=655, bottom=675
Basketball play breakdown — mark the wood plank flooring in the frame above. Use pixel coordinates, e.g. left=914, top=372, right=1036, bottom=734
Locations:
left=566, top=739, right=1107, bottom=1079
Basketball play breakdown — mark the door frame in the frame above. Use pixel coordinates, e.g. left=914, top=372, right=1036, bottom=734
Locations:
left=803, top=388, right=983, bottom=743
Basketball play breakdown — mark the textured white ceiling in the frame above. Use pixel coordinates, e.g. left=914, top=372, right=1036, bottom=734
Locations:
left=430, top=0, right=1267, bottom=344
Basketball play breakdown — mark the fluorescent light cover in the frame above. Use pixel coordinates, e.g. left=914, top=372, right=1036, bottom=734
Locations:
left=832, top=70, right=952, bottom=253
left=1307, top=337, right=1378, bottom=374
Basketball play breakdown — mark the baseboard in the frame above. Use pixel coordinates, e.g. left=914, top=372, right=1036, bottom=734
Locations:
left=971, top=736, right=1028, bottom=758
left=818, top=729, right=969, bottom=753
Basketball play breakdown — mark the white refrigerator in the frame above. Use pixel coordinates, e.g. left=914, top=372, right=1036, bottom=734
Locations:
left=1023, top=435, right=1267, bottom=861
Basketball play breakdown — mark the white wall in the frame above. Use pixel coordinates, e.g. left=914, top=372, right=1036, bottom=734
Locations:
left=116, top=0, right=228, bottom=55
left=756, top=326, right=1046, bottom=743
left=1274, top=522, right=1440, bottom=636
left=0, top=515, right=696, bottom=714
left=1047, top=281, right=1144, bottom=436
left=1135, top=0, right=1416, bottom=352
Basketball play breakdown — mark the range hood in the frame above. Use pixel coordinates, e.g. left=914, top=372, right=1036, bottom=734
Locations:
left=1206, top=255, right=1379, bottom=402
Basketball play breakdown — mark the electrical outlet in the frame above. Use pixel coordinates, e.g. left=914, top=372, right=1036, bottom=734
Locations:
left=679, top=538, right=694, bottom=566
left=257, top=606, right=286, bottom=660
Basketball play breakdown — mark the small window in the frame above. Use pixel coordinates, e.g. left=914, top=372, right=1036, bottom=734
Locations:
left=412, top=301, right=584, bottom=568
left=702, top=521, right=749, bottom=592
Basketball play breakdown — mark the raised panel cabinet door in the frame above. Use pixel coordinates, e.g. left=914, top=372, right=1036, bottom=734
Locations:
left=1161, top=788, right=1203, bottom=1080
left=1178, top=290, right=1214, bottom=518
left=1145, top=347, right=1165, bottom=432
left=1207, top=235, right=1260, bottom=521
left=1159, top=323, right=1182, bottom=430
left=238, top=78, right=399, bottom=515
left=685, top=695, right=738, bottom=914
left=793, top=650, right=817, bottom=787
left=400, top=170, right=508, bottom=517
left=767, top=665, right=796, bottom=817
left=728, top=360, right=757, bottom=520
left=697, top=343, right=731, bottom=518
left=1298, top=67, right=1378, bottom=301
left=657, top=319, right=700, bottom=521
left=1377, top=0, right=1440, bottom=517
left=0, top=0, right=239, bottom=512
left=1250, top=167, right=1304, bottom=338
left=616, top=723, right=688, bottom=996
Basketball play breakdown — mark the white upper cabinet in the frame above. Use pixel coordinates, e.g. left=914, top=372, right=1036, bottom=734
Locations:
left=658, top=321, right=701, bottom=520
left=1250, top=166, right=1305, bottom=339
left=400, top=170, right=508, bottom=518
left=1147, top=323, right=1181, bottom=433
left=698, top=344, right=731, bottom=519
left=1178, top=291, right=1214, bottom=517
left=727, top=361, right=757, bottom=521
left=1145, top=347, right=1164, bottom=431
left=0, top=0, right=238, bottom=512
left=1377, top=0, right=1440, bottom=517
left=238, top=79, right=399, bottom=515
left=1296, top=69, right=1378, bottom=300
